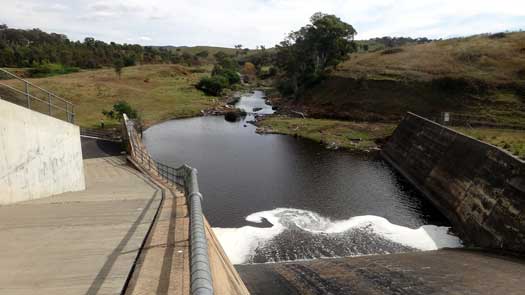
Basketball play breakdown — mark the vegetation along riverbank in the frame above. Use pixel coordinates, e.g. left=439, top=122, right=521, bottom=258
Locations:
left=1, top=21, right=524, bottom=158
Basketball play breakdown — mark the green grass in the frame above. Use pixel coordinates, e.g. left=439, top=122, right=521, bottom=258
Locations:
left=258, top=116, right=396, bottom=151
left=2, top=64, right=218, bottom=127
left=455, top=127, right=525, bottom=160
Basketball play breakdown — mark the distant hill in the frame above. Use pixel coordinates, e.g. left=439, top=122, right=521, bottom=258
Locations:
left=161, top=46, right=238, bottom=55
left=289, top=32, right=525, bottom=128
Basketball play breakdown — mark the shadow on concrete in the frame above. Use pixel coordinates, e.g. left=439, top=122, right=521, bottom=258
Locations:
left=81, top=137, right=124, bottom=159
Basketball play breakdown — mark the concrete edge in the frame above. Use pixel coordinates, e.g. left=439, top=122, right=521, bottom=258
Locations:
left=406, top=112, right=525, bottom=163
left=120, top=156, right=166, bottom=294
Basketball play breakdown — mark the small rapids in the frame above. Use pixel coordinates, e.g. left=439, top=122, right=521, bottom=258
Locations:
left=213, top=208, right=462, bottom=264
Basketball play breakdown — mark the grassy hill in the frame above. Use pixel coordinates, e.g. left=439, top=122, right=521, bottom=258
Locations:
left=1, top=64, right=217, bottom=127
left=167, top=46, right=238, bottom=55
left=291, top=32, right=525, bottom=128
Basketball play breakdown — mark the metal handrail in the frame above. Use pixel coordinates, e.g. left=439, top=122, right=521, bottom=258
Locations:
left=0, top=68, right=75, bottom=123
left=0, top=82, right=69, bottom=113
left=122, top=114, right=214, bottom=295
left=0, top=68, right=72, bottom=104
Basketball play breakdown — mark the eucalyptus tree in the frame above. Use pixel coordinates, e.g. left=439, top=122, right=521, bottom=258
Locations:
left=275, top=13, right=357, bottom=96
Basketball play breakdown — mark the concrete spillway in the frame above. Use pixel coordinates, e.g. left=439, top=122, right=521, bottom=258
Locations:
left=236, top=249, right=525, bottom=295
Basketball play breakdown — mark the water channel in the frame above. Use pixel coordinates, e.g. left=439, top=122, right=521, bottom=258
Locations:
left=143, top=90, right=461, bottom=264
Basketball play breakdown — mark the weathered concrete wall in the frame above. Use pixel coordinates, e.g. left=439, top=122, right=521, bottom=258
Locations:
left=0, top=99, right=85, bottom=204
left=382, top=112, right=525, bottom=253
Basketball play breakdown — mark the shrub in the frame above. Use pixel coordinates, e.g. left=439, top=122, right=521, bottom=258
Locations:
left=123, top=55, right=136, bottom=67
left=489, top=32, right=506, bottom=39
left=102, top=100, right=138, bottom=120
left=29, top=62, right=79, bottom=77
left=277, top=79, right=296, bottom=96
left=212, top=66, right=240, bottom=85
left=381, top=48, right=404, bottom=55
left=196, top=75, right=229, bottom=96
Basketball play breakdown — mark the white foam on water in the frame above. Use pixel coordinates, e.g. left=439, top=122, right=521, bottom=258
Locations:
left=212, top=208, right=462, bottom=264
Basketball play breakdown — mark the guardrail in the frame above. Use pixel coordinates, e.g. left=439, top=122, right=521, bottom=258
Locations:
left=122, top=114, right=214, bottom=295
left=80, top=127, right=121, bottom=142
left=0, top=68, right=75, bottom=123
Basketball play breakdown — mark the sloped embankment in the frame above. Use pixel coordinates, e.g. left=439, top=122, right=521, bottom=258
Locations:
left=287, top=32, right=525, bottom=128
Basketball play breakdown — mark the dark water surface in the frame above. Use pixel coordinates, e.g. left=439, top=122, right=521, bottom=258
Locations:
left=143, top=91, right=459, bottom=263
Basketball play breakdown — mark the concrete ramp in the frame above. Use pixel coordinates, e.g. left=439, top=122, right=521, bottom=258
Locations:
left=236, top=249, right=525, bottom=295
left=0, top=156, right=162, bottom=295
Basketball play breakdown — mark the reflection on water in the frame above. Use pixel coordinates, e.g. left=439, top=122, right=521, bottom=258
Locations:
left=143, top=91, right=460, bottom=264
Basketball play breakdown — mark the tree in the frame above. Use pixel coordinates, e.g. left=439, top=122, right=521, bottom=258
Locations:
left=196, top=76, right=229, bottom=96
left=196, top=50, right=209, bottom=58
left=234, top=44, right=243, bottom=56
left=113, top=58, right=124, bottom=79
left=275, top=12, right=357, bottom=96
left=102, top=100, right=138, bottom=120
left=242, top=62, right=257, bottom=81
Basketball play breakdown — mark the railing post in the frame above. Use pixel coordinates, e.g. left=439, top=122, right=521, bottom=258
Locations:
left=25, top=82, right=30, bottom=109
left=48, top=93, right=52, bottom=115
left=65, top=103, right=69, bottom=122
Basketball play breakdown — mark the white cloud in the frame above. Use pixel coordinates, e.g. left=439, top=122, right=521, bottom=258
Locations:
left=0, top=0, right=524, bottom=47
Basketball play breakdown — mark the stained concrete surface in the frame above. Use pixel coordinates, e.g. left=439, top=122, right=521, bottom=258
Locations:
left=0, top=156, right=162, bottom=295
left=236, top=249, right=525, bottom=295
left=0, top=98, right=85, bottom=204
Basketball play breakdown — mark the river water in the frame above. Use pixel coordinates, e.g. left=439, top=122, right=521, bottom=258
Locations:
left=143, top=90, right=461, bottom=264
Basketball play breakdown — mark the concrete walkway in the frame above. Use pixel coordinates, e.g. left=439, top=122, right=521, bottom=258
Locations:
left=0, top=156, right=162, bottom=295
left=237, top=249, right=525, bottom=295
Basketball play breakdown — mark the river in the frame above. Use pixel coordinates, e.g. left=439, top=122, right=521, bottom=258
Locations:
left=143, top=90, right=461, bottom=264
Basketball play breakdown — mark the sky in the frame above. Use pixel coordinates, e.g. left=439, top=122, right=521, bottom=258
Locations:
left=1, top=0, right=524, bottom=48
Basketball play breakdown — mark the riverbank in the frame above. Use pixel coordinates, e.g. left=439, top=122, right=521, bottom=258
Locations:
left=256, top=115, right=396, bottom=152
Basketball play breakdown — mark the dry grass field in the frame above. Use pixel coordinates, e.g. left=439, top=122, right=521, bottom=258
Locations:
left=338, top=32, right=525, bottom=83
left=298, top=32, right=525, bottom=128
left=1, top=64, right=217, bottom=127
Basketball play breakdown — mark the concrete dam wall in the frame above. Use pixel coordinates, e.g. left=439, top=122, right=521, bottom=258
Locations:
left=382, top=112, right=525, bottom=253
left=0, top=99, right=85, bottom=204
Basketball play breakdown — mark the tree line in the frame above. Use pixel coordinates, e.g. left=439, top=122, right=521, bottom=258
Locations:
left=0, top=24, right=200, bottom=69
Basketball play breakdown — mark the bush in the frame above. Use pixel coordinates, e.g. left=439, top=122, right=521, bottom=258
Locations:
left=102, top=100, right=138, bottom=120
left=277, top=79, right=296, bottom=96
left=212, top=66, right=240, bottom=85
left=29, top=62, right=79, bottom=77
left=381, top=48, right=404, bottom=55
left=196, top=75, right=229, bottom=96
left=123, top=55, right=136, bottom=67
left=489, top=32, right=506, bottom=39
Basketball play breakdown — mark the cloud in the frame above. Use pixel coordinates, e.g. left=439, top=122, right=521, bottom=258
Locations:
left=0, top=0, right=524, bottom=47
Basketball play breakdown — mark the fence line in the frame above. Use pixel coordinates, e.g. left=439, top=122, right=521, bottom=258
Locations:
left=428, top=111, right=525, bottom=130
left=80, top=128, right=121, bottom=142
left=122, top=114, right=214, bottom=295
